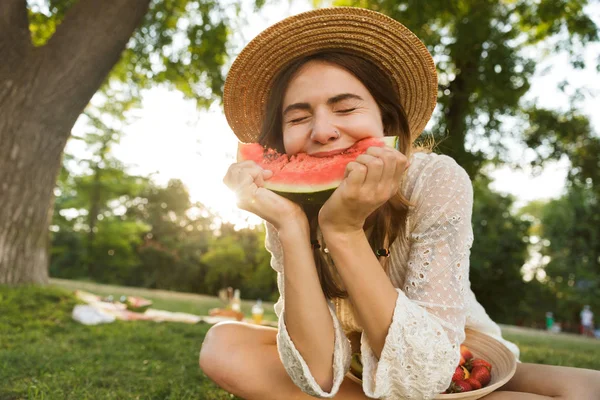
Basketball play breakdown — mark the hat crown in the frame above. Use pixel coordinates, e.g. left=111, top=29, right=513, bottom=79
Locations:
left=223, top=7, right=438, bottom=144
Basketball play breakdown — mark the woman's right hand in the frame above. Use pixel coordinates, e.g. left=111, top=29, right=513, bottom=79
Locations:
left=223, top=160, right=306, bottom=231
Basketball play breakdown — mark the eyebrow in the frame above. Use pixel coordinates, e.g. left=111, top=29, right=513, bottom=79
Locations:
left=282, top=93, right=364, bottom=116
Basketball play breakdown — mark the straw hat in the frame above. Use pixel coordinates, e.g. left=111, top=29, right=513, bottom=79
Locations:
left=223, top=7, right=438, bottom=143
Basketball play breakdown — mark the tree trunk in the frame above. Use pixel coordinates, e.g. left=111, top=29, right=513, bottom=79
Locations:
left=444, top=62, right=478, bottom=177
left=0, top=0, right=151, bottom=284
left=441, top=6, right=492, bottom=179
left=0, top=75, right=69, bottom=283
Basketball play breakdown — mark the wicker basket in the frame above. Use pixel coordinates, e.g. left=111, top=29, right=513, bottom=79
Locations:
left=346, top=328, right=517, bottom=400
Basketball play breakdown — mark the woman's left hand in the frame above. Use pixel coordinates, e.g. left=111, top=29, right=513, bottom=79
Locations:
left=319, top=146, right=409, bottom=234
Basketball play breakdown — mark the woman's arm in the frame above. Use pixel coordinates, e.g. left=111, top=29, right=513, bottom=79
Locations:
left=277, top=220, right=336, bottom=391
left=224, top=160, right=351, bottom=396
left=321, top=227, right=397, bottom=359
left=265, top=221, right=352, bottom=398
left=317, top=145, right=409, bottom=358
left=320, top=152, right=474, bottom=399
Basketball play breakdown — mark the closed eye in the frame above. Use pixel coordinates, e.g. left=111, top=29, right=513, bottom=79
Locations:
left=289, top=116, right=309, bottom=124
left=336, top=108, right=356, bottom=113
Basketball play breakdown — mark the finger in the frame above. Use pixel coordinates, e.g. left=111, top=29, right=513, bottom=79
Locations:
left=234, top=173, right=258, bottom=198
left=229, top=169, right=262, bottom=210
left=344, top=161, right=368, bottom=188
left=249, top=166, right=271, bottom=187
left=392, top=151, right=409, bottom=185
left=223, top=163, right=240, bottom=188
left=224, top=161, right=252, bottom=185
left=262, top=169, right=274, bottom=180
left=224, top=163, right=287, bottom=221
left=250, top=187, right=303, bottom=226
left=382, top=149, right=403, bottom=184
left=355, top=153, right=384, bottom=186
left=367, top=147, right=396, bottom=183
left=244, top=164, right=269, bottom=185
left=237, top=160, right=260, bottom=168
left=238, top=170, right=273, bottom=201
left=252, top=168, right=274, bottom=187
left=230, top=162, right=270, bottom=189
left=254, top=172, right=265, bottom=188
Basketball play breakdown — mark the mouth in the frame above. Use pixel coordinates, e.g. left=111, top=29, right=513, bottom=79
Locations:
left=309, top=148, right=350, bottom=158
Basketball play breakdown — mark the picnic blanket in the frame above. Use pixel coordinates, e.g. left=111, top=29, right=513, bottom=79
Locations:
left=72, top=289, right=276, bottom=327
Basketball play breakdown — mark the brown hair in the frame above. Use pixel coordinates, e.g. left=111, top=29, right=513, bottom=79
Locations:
left=259, top=51, right=414, bottom=299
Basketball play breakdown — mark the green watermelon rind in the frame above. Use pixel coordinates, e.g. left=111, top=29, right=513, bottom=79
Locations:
left=272, top=188, right=336, bottom=205
left=125, top=296, right=153, bottom=313
left=265, top=180, right=341, bottom=193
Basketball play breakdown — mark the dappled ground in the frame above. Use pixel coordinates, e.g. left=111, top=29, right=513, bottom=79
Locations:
left=1, top=281, right=599, bottom=399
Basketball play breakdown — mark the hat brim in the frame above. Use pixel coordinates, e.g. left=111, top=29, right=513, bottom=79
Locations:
left=223, top=7, right=438, bottom=143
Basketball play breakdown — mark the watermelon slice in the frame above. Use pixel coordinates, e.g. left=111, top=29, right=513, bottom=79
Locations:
left=125, top=296, right=153, bottom=313
left=237, top=136, right=399, bottom=204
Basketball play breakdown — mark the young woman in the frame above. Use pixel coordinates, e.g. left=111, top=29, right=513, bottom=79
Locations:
left=200, top=7, right=600, bottom=400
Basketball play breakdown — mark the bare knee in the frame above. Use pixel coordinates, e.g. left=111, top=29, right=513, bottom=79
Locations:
left=499, top=363, right=600, bottom=399
left=199, top=321, right=278, bottom=394
left=549, top=366, right=600, bottom=399
left=566, top=367, right=600, bottom=399
left=199, top=322, right=240, bottom=381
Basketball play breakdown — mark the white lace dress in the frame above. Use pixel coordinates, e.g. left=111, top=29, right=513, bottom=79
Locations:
left=265, top=152, right=521, bottom=400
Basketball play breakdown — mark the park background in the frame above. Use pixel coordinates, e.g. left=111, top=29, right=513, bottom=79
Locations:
left=1, top=0, right=599, bottom=398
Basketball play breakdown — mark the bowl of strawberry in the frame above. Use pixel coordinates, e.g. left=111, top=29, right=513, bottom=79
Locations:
left=346, top=328, right=517, bottom=399
left=435, top=328, right=517, bottom=399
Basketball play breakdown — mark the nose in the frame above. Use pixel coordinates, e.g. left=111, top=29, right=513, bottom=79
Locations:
left=310, top=115, right=339, bottom=144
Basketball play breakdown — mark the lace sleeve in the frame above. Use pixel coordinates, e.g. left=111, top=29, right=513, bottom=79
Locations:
left=264, top=222, right=352, bottom=398
left=360, top=155, right=472, bottom=400
left=264, top=222, right=284, bottom=317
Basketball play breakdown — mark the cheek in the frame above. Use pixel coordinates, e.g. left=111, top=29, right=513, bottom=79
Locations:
left=344, top=114, right=384, bottom=138
left=282, top=128, right=304, bottom=154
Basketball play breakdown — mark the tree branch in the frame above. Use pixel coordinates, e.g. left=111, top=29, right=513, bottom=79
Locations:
left=0, top=0, right=32, bottom=75
left=36, top=0, right=151, bottom=131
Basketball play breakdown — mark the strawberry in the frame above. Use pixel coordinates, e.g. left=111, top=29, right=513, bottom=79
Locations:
left=452, top=366, right=465, bottom=382
left=466, top=358, right=492, bottom=372
left=459, top=354, right=466, bottom=366
left=471, top=365, right=492, bottom=386
left=460, top=344, right=474, bottom=361
left=465, top=377, right=482, bottom=390
left=451, top=365, right=470, bottom=382
left=450, top=380, right=473, bottom=393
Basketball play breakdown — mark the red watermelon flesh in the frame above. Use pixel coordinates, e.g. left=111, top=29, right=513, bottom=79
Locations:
left=237, top=136, right=399, bottom=203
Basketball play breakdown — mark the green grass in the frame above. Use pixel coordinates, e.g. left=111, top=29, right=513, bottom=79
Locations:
left=0, top=284, right=236, bottom=400
left=1, top=280, right=598, bottom=399
left=500, top=328, right=600, bottom=369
